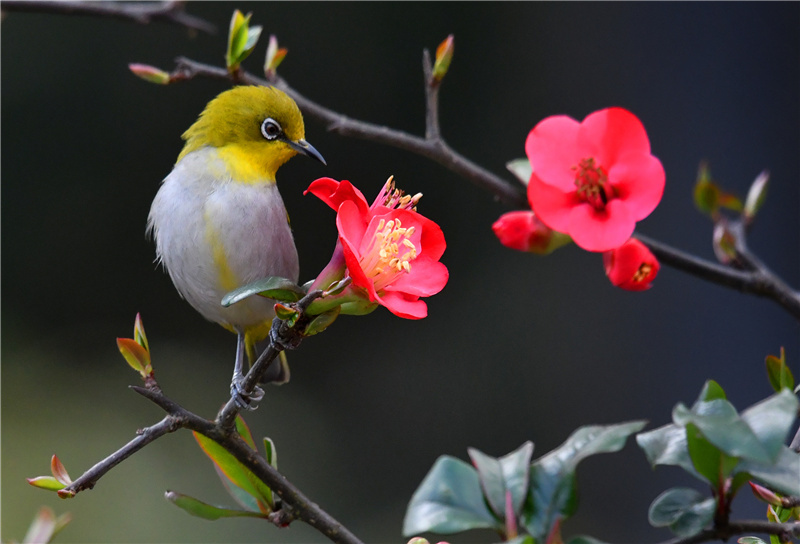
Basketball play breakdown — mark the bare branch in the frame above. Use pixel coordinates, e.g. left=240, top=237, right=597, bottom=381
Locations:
left=1, top=1, right=216, bottom=34
left=60, top=415, right=180, bottom=496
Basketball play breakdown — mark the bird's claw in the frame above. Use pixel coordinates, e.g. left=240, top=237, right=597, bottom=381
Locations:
left=230, top=378, right=264, bottom=411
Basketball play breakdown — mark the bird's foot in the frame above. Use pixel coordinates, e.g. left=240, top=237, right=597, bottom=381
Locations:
left=230, top=374, right=264, bottom=411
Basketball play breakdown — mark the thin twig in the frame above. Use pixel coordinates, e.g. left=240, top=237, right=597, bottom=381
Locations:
left=1, top=1, right=216, bottom=34
left=60, top=415, right=181, bottom=496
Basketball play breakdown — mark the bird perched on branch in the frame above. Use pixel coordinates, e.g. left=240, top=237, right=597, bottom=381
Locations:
left=148, top=85, right=325, bottom=408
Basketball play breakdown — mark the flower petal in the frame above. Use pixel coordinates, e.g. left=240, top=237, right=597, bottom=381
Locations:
left=568, top=199, right=634, bottom=252
left=376, top=290, right=428, bottom=319
left=386, top=257, right=449, bottom=297
left=578, top=107, right=652, bottom=167
left=306, top=178, right=370, bottom=216
left=336, top=201, right=376, bottom=297
left=525, top=115, right=586, bottom=191
left=528, top=174, right=580, bottom=233
left=610, top=153, right=666, bottom=221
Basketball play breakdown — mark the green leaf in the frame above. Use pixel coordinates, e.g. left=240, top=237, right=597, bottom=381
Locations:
left=738, top=447, right=800, bottom=496
left=263, top=437, right=277, bottom=469
left=766, top=348, right=794, bottom=392
left=234, top=415, right=256, bottom=450
left=696, top=380, right=727, bottom=402
left=304, top=306, right=341, bottom=336
left=718, top=192, right=743, bottom=212
left=648, top=487, right=716, bottom=537
left=522, top=421, right=646, bottom=542
left=402, top=456, right=499, bottom=536
left=739, top=390, right=798, bottom=462
left=685, top=423, right=739, bottom=487
left=222, top=276, right=305, bottom=307
left=694, top=162, right=720, bottom=216
left=193, top=432, right=273, bottom=513
left=673, top=399, right=773, bottom=464
left=468, top=441, right=533, bottom=519
left=743, top=170, right=769, bottom=221
left=26, top=476, right=65, bottom=491
left=636, top=423, right=699, bottom=478
left=117, top=337, right=150, bottom=375
left=506, top=158, right=532, bottom=185
left=165, top=491, right=264, bottom=520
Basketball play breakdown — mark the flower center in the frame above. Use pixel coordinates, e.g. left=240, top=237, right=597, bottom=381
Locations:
left=573, top=157, right=613, bottom=211
left=359, top=217, right=418, bottom=291
left=632, top=263, right=653, bottom=283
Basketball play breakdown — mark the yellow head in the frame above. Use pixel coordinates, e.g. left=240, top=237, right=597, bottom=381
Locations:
left=177, top=86, right=325, bottom=181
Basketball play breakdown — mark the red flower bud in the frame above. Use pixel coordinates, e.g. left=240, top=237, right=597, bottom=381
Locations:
left=603, top=238, right=660, bottom=291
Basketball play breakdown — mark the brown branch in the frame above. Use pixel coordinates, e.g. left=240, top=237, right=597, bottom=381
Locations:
left=162, top=55, right=800, bottom=322
left=54, top=307, right=364, bottom=544
left=1, top=1, right=216, bottom=34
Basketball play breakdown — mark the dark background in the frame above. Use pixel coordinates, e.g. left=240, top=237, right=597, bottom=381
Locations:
left=2, top=2, right=798, bottom=543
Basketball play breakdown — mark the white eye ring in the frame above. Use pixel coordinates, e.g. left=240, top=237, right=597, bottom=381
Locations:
left=260, top=118, right=282, bottom=140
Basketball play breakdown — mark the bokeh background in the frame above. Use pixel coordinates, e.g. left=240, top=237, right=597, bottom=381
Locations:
left=3, top=2, right=798, bottom=543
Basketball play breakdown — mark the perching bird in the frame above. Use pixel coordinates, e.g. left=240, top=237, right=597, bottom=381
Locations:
left=147, top=85, right=325, bottom=408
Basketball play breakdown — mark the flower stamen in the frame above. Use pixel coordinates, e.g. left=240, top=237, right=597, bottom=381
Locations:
left=573, top=157, right=613, bottom=211
left=359, top=214, right=418, bottom=291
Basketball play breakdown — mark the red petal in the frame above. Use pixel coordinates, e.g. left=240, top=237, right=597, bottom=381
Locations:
left=525, top=115, right=586, bottom=191
left=609, top=152, right=666, bottom=221
left=306, top=178, right=370, bottom=216
left=568, top=200, right=634, bottom=252
left=578, top=108, right=651, bottom=167
left=376, top=290, right=428, bottom=319
left=528, top=174, right=579, bottom=233
left=387, top=257, right=449, bottom=297
left=336, top=201, right=376, bottom=297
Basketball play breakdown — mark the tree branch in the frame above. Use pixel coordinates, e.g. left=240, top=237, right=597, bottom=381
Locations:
left=1, top=1, right=216, bottom=34
left=55, top=306, right=364, bottom=544
left=160, top=56, right=800, bottom=322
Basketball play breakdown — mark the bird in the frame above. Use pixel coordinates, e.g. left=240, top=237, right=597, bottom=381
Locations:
left=147, top=85, right=325, bottom=408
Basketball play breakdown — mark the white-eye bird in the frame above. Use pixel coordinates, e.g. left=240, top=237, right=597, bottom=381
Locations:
left=147, top=85, right=325, bottom=407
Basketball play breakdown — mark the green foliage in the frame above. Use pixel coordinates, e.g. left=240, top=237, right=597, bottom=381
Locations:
left=403, top=422, right=645, bottom=542
left=765, top=347, right=794, bottom=393
left=506, top=158, right=532, bottom=185
left=222, top=276, right=306, bottom=307
left=647, top=487, right=716, bottom=537
left=226, top=10, right=262, bottom=72
left=168, top=415, right=278, bottom=521
left=637, top=381, right=800, bottom=538
left=403, top=456, right=499, bottom=536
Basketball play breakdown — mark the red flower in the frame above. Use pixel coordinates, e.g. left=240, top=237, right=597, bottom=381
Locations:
left=492, top=210, right=570, bottom=254
left=603, top=238, right=660, bottom=291
left=305, top=177, right=448, bottom=319
left=526, top=107, right=665, bottom=252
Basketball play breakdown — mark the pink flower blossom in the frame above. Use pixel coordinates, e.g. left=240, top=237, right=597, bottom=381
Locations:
left=305, top=177, right=448, bottom=319
left=603, top=238, right=660, bottom=291
left=526, top=107, right=665, bottom=252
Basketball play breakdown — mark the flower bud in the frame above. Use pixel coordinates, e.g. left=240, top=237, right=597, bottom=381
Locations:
left=603, top=238, right=660, bottom=291
left=492, top=211, right=570, bottom=254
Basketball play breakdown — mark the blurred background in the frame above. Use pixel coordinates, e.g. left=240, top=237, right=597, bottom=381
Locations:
left=2, top=2, right=798, bottom=543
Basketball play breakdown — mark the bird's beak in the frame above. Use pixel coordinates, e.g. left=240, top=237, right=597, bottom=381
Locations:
left=286, top=137, right=327, bottom=166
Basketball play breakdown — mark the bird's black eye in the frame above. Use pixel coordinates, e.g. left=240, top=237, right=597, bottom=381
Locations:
left=260, top=118, right=282, bottom=140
